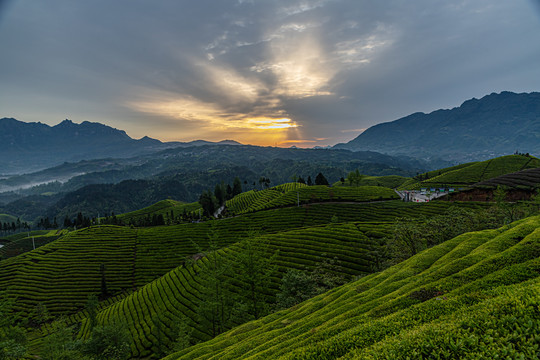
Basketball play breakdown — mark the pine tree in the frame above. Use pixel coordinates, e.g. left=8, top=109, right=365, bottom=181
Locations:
left=315, top=172, right=329, bottom=186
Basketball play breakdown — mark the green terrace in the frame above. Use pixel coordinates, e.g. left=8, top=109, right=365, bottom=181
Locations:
left=0, top=200, right=482, bottom=323
left=115, top=199, right=202, bottom=226
left=75, top=221, right=394, bottom=358
left=399, top=154, right=540, bottom=190
left=226, top=184, right=399, bottom=215
left=163, top=214, right=540, bottom=360
left=0, top=230, right=65, bottom=260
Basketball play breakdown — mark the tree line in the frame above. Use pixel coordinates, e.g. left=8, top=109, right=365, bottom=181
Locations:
left=1, top=218, right=31, bottom=236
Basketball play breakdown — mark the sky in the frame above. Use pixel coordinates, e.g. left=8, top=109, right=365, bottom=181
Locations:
left=1, top=0, right=539, bottom=147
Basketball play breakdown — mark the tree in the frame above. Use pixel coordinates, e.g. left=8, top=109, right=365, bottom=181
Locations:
left=226, top=184, right=233, bottom=200
left=275, top=269, right=318, bottom=309
left=33, top=302, right=51, bottom=326
left=41, top=319, right=88, bottom=360
left=346, top=169, right=363, bottom=186
left=196, top=227, right=236, bottom=337
left=387, top=218, right=426, bottom=262
left=214, top=183, right=225, bottom=206
left=100, top=264, right=108, bottom=300
left=86, top=294, right=99, bottom=331
left=233, top=231, right=277, bottom=320
left=168, top=315, right=192, bottom=353
left=0, top=292, right=27, bottom=360
left=82, top=322, right=130, bottom=360
left=307, top=176, right=313, bottom=186
left=275, top=258, right=347, bottom=310
left=315, top=172, right=329, bottom=186
left=199, top=190, right=217, bottom=217
left=232, top=177, right=243, bottom=197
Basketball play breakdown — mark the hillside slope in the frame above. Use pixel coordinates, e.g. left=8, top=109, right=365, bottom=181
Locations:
left=75, top=221, right=393, bottom=358
left=226, top=184, right=399, bottom=215
left=0, top=118, right=243, bottom=174
left=474, top=166, right=540, bottom=190
left=1, top=200, right=470, bottom=322
left=335, top=91, right=540, bottom=163
left=164, top=215, right=540, bottom=360
left=398, top=154, right=540, bottom=190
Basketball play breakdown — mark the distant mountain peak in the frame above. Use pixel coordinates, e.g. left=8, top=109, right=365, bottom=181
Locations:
left=335, top=91, right=540, bottom=163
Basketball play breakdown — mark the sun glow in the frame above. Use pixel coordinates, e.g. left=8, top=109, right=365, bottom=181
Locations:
left=127, top=95, right=302, bottom=146
left=247, top=117, right=298, bottom=129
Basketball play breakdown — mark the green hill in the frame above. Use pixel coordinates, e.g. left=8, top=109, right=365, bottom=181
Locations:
left=75, top=221, right=393, bottom=358
left=226, top=184, right=399, bottom=215
left=474, top=166, right=540, bottom=190
left=0, top=230, right=64, bottom=259
left=164, top=215, right=540, bottom=360
left=1, top=201, right=474, bottom=323
left=0, top=213, right=18, bottom=224
left=2, top=177, right=530, bottom=359
left=399, top=154, right=540, bottom=190
left=333, top=175, right=410, bottom=189
left=0, top=199, right=488, bottom=359
left=115, top=199, right=201, bottom=225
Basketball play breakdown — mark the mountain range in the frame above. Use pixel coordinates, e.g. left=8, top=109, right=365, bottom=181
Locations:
left=3, top=91, right=539, bottom=174
left=0, top=118, right=240, bottom=174
left=335, top=91, right=540, bottom=163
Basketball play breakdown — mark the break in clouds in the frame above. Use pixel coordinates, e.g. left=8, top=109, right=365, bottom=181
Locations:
left=0, top=0, right=539, bottom=146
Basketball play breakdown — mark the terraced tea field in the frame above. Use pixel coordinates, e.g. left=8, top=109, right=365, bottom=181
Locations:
left=2, top=177, right=522, bottom=360
left=116, top=199, right=201, bottom=225
left=77, top=221, right=392, bottom=358
left=399, top=154, right=540, bottom=190
left=164, top=215, right=540, bottom=360
left=0, top=230, right=64, bottom=259
left=1, top=200, right=479, bottom=322
left=474, top=166, right=540, bottom=190
left=226, top=185, right=399, bottom=215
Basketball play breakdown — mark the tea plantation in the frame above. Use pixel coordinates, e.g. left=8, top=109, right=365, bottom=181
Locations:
left=399, top=154, right=540, bottom=190
left=0, top=197, right=475, bottom=323
left=164, top=215, right=540, bottom=360
left=226, top=184, right=399, bottom=215
left=1, top=177, right=537, bottom=359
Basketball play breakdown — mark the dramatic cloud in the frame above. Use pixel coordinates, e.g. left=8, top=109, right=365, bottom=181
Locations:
left=0, top=0, right=539, bottom=146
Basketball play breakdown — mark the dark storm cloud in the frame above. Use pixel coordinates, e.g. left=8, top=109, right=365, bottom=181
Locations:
left=0, top=0, right=539, bottom=145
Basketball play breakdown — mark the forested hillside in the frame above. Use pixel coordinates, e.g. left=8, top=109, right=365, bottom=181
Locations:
left=0, top=144, right=423, bottom=223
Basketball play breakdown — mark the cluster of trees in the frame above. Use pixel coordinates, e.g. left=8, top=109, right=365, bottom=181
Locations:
left=0, top=292, right=131, bottom=360
left=345, top=169, right=364, bottom=186
left=34, top=213, right=95, bottom=230
left=1, top=218, right=30, bottom=235
left=191, top=229, right=275, bottom=338
left=275, top=257, right=347, bottom=309
left=199, top=177, right=243, bottom=217
left=382, top=193, right=540, bottom=267
left=294, top=172, right=329, bottom=186
left=189, top=227, right=347, bottom=341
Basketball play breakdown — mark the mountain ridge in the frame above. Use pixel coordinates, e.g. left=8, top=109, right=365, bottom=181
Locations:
left=335, top=91, right=540, bottom=163
left=0, top=118, right=241, bottom=174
